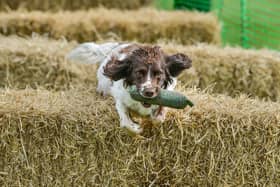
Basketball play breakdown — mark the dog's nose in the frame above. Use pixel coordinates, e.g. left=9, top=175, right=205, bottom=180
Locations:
left=142, top=87, right=158, bottom=98
left=143, top=90, right=154, bottom=98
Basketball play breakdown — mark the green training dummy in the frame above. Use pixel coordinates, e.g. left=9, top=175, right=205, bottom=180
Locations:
left=128, top=86, right=194, bottom=109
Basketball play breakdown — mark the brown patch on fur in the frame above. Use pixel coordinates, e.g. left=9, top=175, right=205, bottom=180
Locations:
left=103, top=55, right=131, bottom=81
left=103, top=44, right=191, bottom=92
left=105, top=55, right=118, bottom=67
left=121, top=44, right=164, bottom=64
left=132, top=46, right=163, bottom=64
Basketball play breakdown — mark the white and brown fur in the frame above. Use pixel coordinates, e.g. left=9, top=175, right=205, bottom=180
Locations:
left=67, top=42, right=192, bottom=134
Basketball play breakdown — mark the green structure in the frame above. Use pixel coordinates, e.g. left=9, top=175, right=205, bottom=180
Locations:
left=174, top=0, right=211, bottom=12
left=156, top=0, right=280, bottom=51
left=217, top=0, right=280, bottom=50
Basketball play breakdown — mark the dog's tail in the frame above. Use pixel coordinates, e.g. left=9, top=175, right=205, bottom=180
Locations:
left=67, top=42, right=120, bottom=64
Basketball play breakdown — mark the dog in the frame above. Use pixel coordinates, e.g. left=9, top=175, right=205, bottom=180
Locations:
left=67, top=42, right=192, bottom=134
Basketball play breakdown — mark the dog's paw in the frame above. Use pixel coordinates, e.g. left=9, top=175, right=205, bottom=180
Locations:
left=121, top=123, right=143, bottom=134
left=151, top=106, right=166, bottom=125
left=151, top=114, right=165, bottom=125
left=96, top=88, right=109, bottom=96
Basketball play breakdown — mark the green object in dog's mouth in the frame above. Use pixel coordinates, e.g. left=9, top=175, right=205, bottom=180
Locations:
left=128, top=86, right=194, bottom=109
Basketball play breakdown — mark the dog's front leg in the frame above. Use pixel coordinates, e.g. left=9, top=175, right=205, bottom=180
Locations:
left=115, top=101, right=143, bottom=134
left=151, top=106, right=166, bottom=125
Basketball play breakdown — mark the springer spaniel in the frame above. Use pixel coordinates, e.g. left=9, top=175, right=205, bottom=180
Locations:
left=68, top=42, right=192, bottom=134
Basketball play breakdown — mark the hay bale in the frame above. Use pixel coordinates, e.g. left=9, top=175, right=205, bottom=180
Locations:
left=0, top=0, right=152, bottom=11
left=0, top=88, right=279, bottom=186
left=1, top=36, right=280, bottom=101
left=0, top=8, right=221, bottom=45
left=0, top=35, right=95, bottom=90
left=162, top=43, right=280, bottom=101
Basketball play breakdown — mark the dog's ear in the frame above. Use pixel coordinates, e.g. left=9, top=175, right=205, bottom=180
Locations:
left=165, top=53, right=192, bottom=77
left=103, top=57, right=131, bottom=81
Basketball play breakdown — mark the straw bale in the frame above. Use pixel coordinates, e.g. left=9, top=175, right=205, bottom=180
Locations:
left=0, top=8, right=221, bottom=45
left=0, top=87, right=279, bottom=186
left=0, top=35, right=95, bottom=90
left=1, top=36, right=280, bottom=101
left=0, top=0, right=152, bottom=11
left=162, top=43, right=280, bottom=101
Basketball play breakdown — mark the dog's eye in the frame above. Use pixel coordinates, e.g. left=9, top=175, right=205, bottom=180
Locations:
left=136, top=70, right=146, bottom=77
left=156, top=76, right=161, bottom=82
left=153, top=71, right=163, bottom=77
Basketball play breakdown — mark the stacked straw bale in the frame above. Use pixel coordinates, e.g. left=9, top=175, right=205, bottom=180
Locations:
left=0, top=88, right=279, bottom=186
left=0, top=36, right=96, bottom=90
left=0, top=9, right=221, bottom=45
left=0, top=0, right=152, bottom=11
left=163, top=43, right=280, bottom=101
left=1, top=36, right=280, bottom=101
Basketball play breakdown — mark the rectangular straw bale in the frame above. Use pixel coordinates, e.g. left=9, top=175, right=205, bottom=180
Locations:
left=0, top=88, right=279, bottom=186
left=0, top=8, right=221, bottom=45
left=0, top=0, right=152, bottom=11
left=162, top=43, right=280, bottom=101
left=2, top=36, right=280, bottom=101
left=0, top=35, right=95, bottom=90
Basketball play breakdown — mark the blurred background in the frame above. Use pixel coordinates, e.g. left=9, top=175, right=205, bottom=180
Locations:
left=0, top=0, right=279, bottom=50
left=155, top=0, right=280, bottom=50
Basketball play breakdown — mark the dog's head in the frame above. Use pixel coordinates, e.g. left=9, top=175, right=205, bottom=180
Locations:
left=104, top=45, right=192, bottom=98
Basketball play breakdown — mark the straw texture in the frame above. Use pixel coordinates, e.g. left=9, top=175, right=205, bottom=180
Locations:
left=2, top=36, right=280, bottom=101
left=163, top=43, right=280, bottom=101
left=0, top=9, right=221, bottom=45
left=0, top=0, right=152, bottom=11
left=0, top=87, right=279, bottom=186
left=0, top=36, right=95, bottom=90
